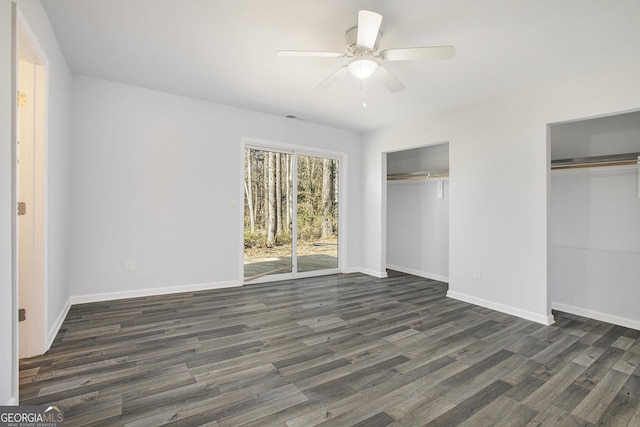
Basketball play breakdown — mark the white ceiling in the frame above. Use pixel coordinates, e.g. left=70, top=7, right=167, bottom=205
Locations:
left=40, top=0, right=640, bottom=132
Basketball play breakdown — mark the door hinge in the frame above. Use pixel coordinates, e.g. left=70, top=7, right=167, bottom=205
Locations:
left=18, top=308, right=26, bottom=322
left=17, top=202, right=26, bottom=216
left=17, top=91, right=27, bottom=107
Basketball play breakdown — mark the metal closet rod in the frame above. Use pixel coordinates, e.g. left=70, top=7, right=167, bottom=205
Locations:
left=387, top=171, right=449, bottom=181
left=551, top=152, right=640, bottom=170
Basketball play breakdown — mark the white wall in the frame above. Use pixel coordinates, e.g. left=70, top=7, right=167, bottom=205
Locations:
left=550, top=111, right=640, bottom=159
left=69, top=76, right=361, bottom=300
left=387, top=180, right=449, bottom=281
left=0, top=0, right=17, bottom=406
left=361, top=64, right=640, bottom=325
left=549, top=113, right=640, bottom=329
left=550, top=168, right=640, bottom=329
left=17, top=0, right=72, bottom=349
left=387, top=143, right=450, bottom=174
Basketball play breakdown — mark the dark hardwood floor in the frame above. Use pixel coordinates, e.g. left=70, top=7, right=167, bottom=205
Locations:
left=20, top=271, right=640, bottom=426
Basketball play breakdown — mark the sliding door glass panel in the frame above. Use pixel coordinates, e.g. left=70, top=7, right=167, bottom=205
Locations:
left=244, top=148, right=293, bottom=281
left=296, top=155, right=339, bottom=273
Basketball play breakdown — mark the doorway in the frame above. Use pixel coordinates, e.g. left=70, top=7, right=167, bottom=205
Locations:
left=243, top=145, right=340, bottom=282
left=16, top=20, right=47, bottom=358
left=385, top=143, right=450, bottom=282
left=548, top=110, right=640, bottom=329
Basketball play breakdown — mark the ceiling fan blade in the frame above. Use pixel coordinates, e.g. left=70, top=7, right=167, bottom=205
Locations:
left=314, top=65, right=349, bottom=91
left=277, top=50, right=346, bottom=58
left=380, top=46, right=456, bottom=61
left=373, top=65, right=405, bottom=93
left=357, top=10, right=382, bottom=49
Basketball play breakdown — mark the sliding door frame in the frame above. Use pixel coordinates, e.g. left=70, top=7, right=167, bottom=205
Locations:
left=240, top=137, right=347, bottom=284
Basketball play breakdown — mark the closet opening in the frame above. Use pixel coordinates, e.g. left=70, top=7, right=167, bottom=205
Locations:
left=385, top=142, right=450, bottom=282
left=548, top=110, right=640, bottom=330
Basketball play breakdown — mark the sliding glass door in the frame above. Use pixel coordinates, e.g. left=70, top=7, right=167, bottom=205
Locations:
left=296, top=155, right=338, bottom=272
left=243, top=147, right=339, bottom=282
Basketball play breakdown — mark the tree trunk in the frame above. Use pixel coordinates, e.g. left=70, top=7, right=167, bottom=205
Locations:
left=245, top=149, right=255, bottom=233
left=266, top=152, right=277, bottom=246
left=306, top=156, right=313, bottom=215
left=263, top=152, right=268, bottom=232
left=285, top=155, right=291, bottom=234
left=321, top=158, right=333, bottom=239
left=252, top=153, right=259, bottom=230
left=275, top=152, right=283, bottom=235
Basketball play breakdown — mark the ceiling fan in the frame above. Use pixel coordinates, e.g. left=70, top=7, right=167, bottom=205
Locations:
left=277, top=10, right=455, bottom=94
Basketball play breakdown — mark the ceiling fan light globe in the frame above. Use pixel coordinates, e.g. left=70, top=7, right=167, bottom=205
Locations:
left=348, top=59, right=378, bottom=79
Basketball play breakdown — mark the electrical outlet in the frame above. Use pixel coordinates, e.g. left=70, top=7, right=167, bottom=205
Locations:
left=125, top=260, right=134, bottom=272
left=473, top=269, right=482, bottom=281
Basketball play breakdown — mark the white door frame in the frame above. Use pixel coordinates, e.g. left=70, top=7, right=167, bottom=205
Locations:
left=16, top=10, right=48, bottom=359
left=8, top=0, right=18, bottom=405
left=240, top=137, right=347, bottom=284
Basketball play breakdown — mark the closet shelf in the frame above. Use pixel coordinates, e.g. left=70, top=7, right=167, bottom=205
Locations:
left=387, top=170, right=449, bottom=181
left=551, top=152, right=640, bottom=170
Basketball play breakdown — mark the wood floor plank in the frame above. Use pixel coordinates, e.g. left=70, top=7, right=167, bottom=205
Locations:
left=526, top=404, right=590, bottom=427
left=470, top=395, right=538, bottom=427
left=426, top=380, right=513, bottom=426
left=629, top=403, right=640, bottom=427
left=598, top=392, right=640, bottom=426
left=19, top=270, right=640, bottom=426
left=572, top=369, right=631, bottom=423
left=522, top=362, right=588, bottom=411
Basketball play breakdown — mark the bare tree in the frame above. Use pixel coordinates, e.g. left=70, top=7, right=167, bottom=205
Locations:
left=275, top=152, right=283, bottom=235
left=285, top=155, right=291, bottom=234
left=321, top=158, right=333, bottom=239
left=262, top=152, right=268, bottom=232
left=253, top=152, right=260, bottom=228
left=244, top=149, right=255, bottom=233
left=266, top=152, right=277, bottom=245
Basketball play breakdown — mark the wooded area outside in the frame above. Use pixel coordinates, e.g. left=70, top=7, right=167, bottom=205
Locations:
left=244, top=148, right=339, bottom=279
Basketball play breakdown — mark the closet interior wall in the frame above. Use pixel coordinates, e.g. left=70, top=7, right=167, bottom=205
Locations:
left=386, top=143, right=449, bottom=282
left=549, top=111, right=640, bottom=329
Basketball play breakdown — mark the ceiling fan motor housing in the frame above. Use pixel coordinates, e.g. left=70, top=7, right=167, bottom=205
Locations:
left=345, top=27, right=381, bottom=56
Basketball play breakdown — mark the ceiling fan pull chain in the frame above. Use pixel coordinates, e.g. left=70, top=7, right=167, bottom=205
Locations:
left=362, top=79, right=367, bottom=107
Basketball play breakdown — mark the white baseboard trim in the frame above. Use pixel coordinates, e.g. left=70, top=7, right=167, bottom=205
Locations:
left=47, top=297, right=72, bottom=351
left=5, top=397, right=17, bottom=406
left=552, top=302, right=640, bottom=331
left=245, top=269, right=342, bottom=285
left=447, top=290, right=555, bottom=325
left=342, top=267, right=361, bottom=274
left=70, top=280, right=243, bottom=305
left=386, top=264, right=449, bottom=283
left=358, top=268, right=388, bottom=279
